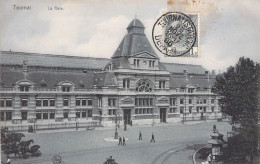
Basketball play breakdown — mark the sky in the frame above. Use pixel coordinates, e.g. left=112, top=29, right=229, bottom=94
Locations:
left=1, top=0, right=260, bottom=72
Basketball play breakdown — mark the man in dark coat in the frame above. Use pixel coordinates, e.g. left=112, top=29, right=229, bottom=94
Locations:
left=118, top=137, right=122, bottom=145
left=139, top=131, right=142, bottom=140
left=123, top=137, right=126, bottom=146
left=150, top=133, right=155, bottom=143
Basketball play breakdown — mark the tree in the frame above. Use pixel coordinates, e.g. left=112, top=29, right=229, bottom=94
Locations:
left=214, top=57, right=259, bottom=162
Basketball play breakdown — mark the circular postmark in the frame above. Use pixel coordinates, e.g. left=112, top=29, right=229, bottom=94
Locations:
left=152, top=12, right=196, bottom=57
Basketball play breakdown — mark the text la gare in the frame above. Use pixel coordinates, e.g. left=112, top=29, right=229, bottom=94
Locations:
left=48, top=6, right=63, bottom=10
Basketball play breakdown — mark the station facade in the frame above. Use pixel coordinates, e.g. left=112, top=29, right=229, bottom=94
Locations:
left=0, top=19, right=222, bottom=127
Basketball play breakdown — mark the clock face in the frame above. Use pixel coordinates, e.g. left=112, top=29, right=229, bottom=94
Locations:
left=143, top=61, right=147, bottom=65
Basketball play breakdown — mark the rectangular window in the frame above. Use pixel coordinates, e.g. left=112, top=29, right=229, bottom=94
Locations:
left=135, top=109, right=138, bottom=114
left=188, top=88, right=194, bottom=93
left=6, top=100, right=12, bottom=107
left=76, top=100, right=81, bottom=106
left=21, top=99, right=28, bottom=107
left=21, top=111, right=27, bottom=120
left=76, top=111, right=80, bottom=118
left=143, top=108, right=146, bottom=114
left=204, top=107, right=206, bottom=112
left=123, top=79, right=130, bottom=88
left=50, top=111, right=55, bottom=119
left=36, top=100, right=42, bottom=107
left=63, top=110, right=68, bottom=118
left=211, top=99, right=215, bottom=104
left=43, top=100, right=48, bottom=107
left=50, top=100, right=55, bottom=106
left=82, top=100, right=87, bottom=106
left=211, top=107, right=214, bottom=112
left=0, top=100, right=4, bottom=107
left=159, top=81, right=166, bottom=89
left=108, top=99, right=116, bottom=107
left=170, top=98, right=176, bottom=106
left=189, top=106, right=192, bottom=113
left=135, top=99, right=138, bottom=106
left=82, top=110, right=86, bottom=118
left=6, top=112, right=12, bottom=120
left=180, top=99, right=184, bottom=104
left=88, top=110, right=92, bottom=117
left=139, top=109, right=142, bottom=114
left=170, top=108, right=176, bottom=113
left=196, top=99, right=199, bottom=104
left=63, top=99, right=69, bottom=106
left=36, top=112, right=41, bottom=119
left=180, top=107, right=184, bottom=114
left=88, top=100, right=92, bottom=106
left=197, top=107, right=199, bottom=113
left=204, top=99, right=207, bottom=104
left=189, top=99, right=192, bottom=104
left=43, top=112, right=48, bottom=119
left=150, top=98, right=153, bottom=106
left=1, top=112, right=4, bottom=121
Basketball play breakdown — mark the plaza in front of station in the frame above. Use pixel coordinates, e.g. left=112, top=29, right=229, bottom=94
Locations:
left=6, top=121, right=231, bottom=164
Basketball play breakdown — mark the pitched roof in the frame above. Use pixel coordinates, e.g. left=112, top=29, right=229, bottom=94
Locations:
left=0, top=51, right=110, bottom=70
left=169, top=74, right=215, bottom=89
left=164, top=63, right=207, bottom=74
left=0, top=69, right=95, bottom=89
left=0, top=51, right=208, bottom=74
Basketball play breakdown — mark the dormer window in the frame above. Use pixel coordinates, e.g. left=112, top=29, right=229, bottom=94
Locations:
left=62, top=86, right=70, bottom=92
left=20, top=86, right=29, bottom=92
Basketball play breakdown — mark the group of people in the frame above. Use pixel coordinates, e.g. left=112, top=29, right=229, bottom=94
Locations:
left=118, top=136, right=126, bottom=146
left=139, top=131, right=155, bottom=143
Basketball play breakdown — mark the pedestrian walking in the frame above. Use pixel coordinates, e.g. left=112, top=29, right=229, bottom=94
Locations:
left=118, top=137, right=122, bottom=145
left=150, top=133, right=155, bottom=143
left=139, top=131, right=142, bottom=140
left=124, top=124, right=127, bottom=131
left=123, top=137, right=126, bottom=146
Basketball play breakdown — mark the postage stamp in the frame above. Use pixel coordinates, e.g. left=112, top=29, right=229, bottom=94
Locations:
left=152, top=12, right=199, bottom=57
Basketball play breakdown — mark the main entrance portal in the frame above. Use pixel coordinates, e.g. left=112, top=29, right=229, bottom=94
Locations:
left=160, top=108, right=166, bottom=123
left=123, top=109, right=131, bottom=125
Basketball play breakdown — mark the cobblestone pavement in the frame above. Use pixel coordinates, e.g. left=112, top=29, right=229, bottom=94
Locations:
left=4, top=121, right=231, bottom=164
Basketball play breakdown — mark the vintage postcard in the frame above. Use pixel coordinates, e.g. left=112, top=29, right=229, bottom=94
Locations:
left=0, top=0, right=259, bottom=164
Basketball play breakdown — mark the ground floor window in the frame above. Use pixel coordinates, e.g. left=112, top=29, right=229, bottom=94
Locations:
left=43, top=112, right=48, bottom=119
left=6, top=112, right=12, bottom=120
left=169, top=108, right=176, bottom=113
left=135, top=108, right=153, bottom=114
left=88, top=110, right=92, bottom=117
left=108, top=109, right=116, bottom=115
left=36, top=112, right=42, bottom=119
left=76, top=110, right=80, bottom=118
left=82, top=110, right=86, bottom=118
left=50, top=111, right=55, bottom=119
left=63, top=110, right=69, bottom=118
left=189, top=107, right=192, bottom=113
left=180, top=107, right=184, bottom=114
left=0, top=111, right=12, bottom=121
left=21, top=111, right=27, bottom=120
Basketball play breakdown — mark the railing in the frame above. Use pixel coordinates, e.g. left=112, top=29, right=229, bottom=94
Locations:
left=3, top=121, right=102, bottom=132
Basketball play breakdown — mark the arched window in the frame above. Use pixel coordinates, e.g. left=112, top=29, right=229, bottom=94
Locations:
left=136, top=79, right=153, bottom=92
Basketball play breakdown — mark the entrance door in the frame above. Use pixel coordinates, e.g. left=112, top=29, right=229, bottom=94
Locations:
left=21, top=111, right=27, bottom=120
left=160, top=108, right=166, bottom=122
left=123, top=109, right=131, bottom=125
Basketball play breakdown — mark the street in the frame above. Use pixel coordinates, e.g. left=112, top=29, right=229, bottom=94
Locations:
left=9, top=121, right=231, bottom=164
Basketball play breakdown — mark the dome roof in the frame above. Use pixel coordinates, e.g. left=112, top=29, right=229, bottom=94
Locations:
left=127, top=18, right=145, bottom=29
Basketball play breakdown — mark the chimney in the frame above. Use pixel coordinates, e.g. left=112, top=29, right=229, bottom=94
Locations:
left=205, top=71, right=209, bottom=81
left=183, top=69, right=188, bottom=81
left=23, top=60, right=28, bottom=72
